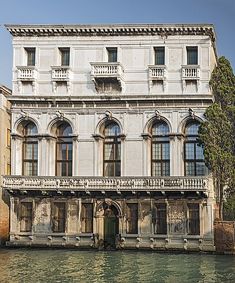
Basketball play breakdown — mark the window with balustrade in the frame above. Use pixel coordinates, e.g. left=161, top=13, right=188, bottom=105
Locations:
left=126, top=203, right=138, bottom=234
left=52, top=202, right=66, bottom=233
left=151, top=121, right=170, bottom=176
left=55, top=122, right=73, bottom=176
left=184, top=121, right=207, bottom=176
left=154, top=47, right=165, bottom=65
left=22, top=122, right=38, bottom=176
left=187, top=46, right=198, bottom=65
left=103, top=121, right=121, bottom=177
left=25, top=47, right=36, bottom=66
left=59, top=48, right=70, bottom=66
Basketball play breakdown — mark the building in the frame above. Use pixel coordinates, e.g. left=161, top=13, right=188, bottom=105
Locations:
left=3, top=24, right=217, bottom=251
left=0, top=85, right=11, bottom=245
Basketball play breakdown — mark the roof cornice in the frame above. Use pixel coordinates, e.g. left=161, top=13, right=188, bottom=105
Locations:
left=5, top=24, right=216, bottom=41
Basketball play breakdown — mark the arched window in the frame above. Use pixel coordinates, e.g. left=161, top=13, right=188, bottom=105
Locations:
left=184, top=121, right=206, bottom=176
left=103, top=122, right=121, bottom=176
left=151, top=121, right=170, bottom=176
left=56, top=122, right=72, bottom=176
left=22, top=121, right=38, bottom=176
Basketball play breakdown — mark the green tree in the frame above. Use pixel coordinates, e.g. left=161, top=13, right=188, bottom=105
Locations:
left=199, top=57, right=235, bottom=220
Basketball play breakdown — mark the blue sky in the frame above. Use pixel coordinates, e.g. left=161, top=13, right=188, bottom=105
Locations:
left=0, top=0, right=234, bottom=88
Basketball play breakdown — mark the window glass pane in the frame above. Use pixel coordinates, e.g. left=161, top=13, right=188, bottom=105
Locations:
left=25, top=143, right=33, bottom=159
left=152, top=162, right=161, bottom=176
left=152, top=122, right=169, bottom=135
left=152, top=143, right=161, bottom=159
left=115, top=162, right=121, bottom=176
left=196, top=162, right=206, bottom=176
left=185, top=162, right=195, bottom=176
left=107, top=48, right=117, bottom=62
left=116, top=143, right=121, bottom=160
left=105, top=144, right=114, bottom=160
left=196, top=144, right=204, bottom=159
left=104, top=162, right=114, bottom=177
left=60, top=48, right=70, bottom=66
left=162, top=162, right=170, bottom=176
left=155, top=47, right=165, bottom=65
left=185, top=122, right=199, bottom=135
left=26, top=48, right=35, bottom=66
left=187, top=47, right=198, bottom=65
left=185, top=143, right=195, bottom=160
left=68, top=144, right=73, bottom=160
left=104, top=123, right=120, bottom=136
left=68, top=162, right=72, bottom=176
left=162, top=143, right=170, bottom=160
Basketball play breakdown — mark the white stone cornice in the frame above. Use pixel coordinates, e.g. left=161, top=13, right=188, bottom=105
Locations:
left=5, top=24, right=216, bottom=41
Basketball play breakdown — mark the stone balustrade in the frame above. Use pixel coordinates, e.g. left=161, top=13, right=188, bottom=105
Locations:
left=90, top=62, right=123, bottom=78
left=17, top=66, right=36, bottom=80
left=51, top=66, right=70, bottom=80
left=182, top=65, right=200, bottom=79
left=148, top=65, right=166, bottom=80
left=3, top=176, right=208, bottom=192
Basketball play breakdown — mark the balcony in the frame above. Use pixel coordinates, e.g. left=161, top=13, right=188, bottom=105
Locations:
left=51, top=66, right=70, bottom=81
left=90, top=62, right=124, bottom=92
left=182, top=65, right=200, bottom=80
left=17, top=66, right=36, bottom=81
left=3, top=176, right=209, bottom=194
left=149, top=65, right=166, bottom=81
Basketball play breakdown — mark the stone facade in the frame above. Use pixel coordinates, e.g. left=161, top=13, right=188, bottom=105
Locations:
left=0, top=85, right=11, bottom=245
left=4, top=24, right=217, bottom=251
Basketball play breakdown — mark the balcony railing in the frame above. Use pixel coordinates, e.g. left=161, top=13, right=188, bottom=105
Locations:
left=149, top=65, right=166, bottom=80
left=3, top=176, right=208, bottom=192
left=17, top=66, right=36, bottom=80
left=51, top=66, right=70, bottom=81
left=182, top=65, right=200, bottom=79
left=90, top=62, right=124, bottom=79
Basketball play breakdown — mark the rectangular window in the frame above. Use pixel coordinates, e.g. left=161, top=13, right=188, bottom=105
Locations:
left=56, top=142, right=72, bottom=176
left=23, top=142, right=38, bottom=176
left=81, top=203, right=93, bottom=233
left=188, top=203, right=200, bottom=235
left=20, top=202, right=33, bottom=232
left=126, top=203, right=138, bottom=234
left=187, top=46, right=198, bottom=65
left=152, top=142, right=170, bottom=176
left=25, top=48, right=36, bottom=66
left=155, top=203, right=167, bottom=234
left=52, top=202, right=66, bottom=233
left=59, top=48, right=70, bottom=66
left=107, top=47, right=117, bottom=62
left=7, top=129, right=11, bottom=147
left=154, top=47, right=165, bottom=65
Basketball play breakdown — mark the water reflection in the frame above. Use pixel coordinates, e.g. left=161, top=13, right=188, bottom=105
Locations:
left=0, top=249, right=235, bottom=282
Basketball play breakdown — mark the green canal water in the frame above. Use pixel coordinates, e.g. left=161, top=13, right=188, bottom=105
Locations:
left=0, top=249, right=235, bottom=283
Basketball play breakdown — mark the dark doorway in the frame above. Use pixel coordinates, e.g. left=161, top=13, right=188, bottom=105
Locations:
left=103, top=204, right=119, bottom=249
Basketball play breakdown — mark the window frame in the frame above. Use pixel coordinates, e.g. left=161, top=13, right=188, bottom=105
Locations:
left=154, top=203, right=167, bottom=235
left=107, top=47, right=118, bottom=62
left=20, top=201, right=33, bottom=232
left=151, top=121, right=170, bottom=177
left=52, top=202, right=66, bottom=233
left=187, top=203, right=200, bottom=235
left=81, top=203, right=93, bottom=233
left=184, top=122, right=206, bottom=176
left=126, top=203, right=138, bottom=234
left=154, top=46, right=165, bottom=65
left=186, top=46, right=198, bottom=65
left=25, top=47, right=36, bottom=66
left=59, top=47, right=70, bottom=66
